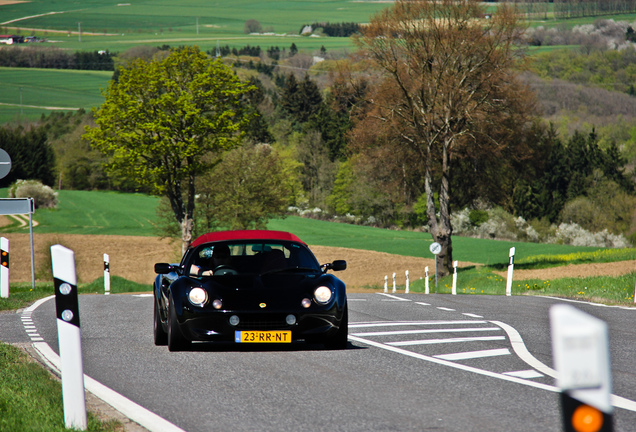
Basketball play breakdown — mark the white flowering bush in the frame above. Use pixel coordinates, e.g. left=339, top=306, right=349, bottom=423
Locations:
left=450, top=208, right=472, bottom=235
left=550, top=223, right=631, bottom=248
left=8, top=179, right=58, bottom=209
left=449, top=207, right=631, bottom=248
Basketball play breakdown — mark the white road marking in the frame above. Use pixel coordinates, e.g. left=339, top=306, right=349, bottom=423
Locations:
left=489, top=320, right=557, bottom=379
left=437, top=307, right=455, bottom=311
left=435, top=348, right=511, bottom=361
left=503, top=370, right=544, bottom=379
left=25, top=295, right=187, bottom=432
left=32, top=343, right=186, bottom=432
left=349, top=334, right=558, bottom=392
left=377, top=293, right=411, bottom=301
left=540, top=295, right=636, bottom=311
left=415, top=302, right=430, bottom=306
left=462, top=313, right=483, bottom=318
left=349, top=320, right=486, bottom=328
left=351, top=327, right=502, bottom=337
left=388, top=336, right=506, bottom=347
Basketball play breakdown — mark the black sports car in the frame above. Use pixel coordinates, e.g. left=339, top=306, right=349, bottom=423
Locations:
left=153, top=230, right=348, bottom=351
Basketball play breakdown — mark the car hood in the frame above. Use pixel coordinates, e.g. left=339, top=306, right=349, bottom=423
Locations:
left=203, top=272, right=327, bottom=309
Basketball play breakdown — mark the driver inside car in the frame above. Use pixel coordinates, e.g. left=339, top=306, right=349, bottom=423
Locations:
left=190, top=244, right=232, bottom=277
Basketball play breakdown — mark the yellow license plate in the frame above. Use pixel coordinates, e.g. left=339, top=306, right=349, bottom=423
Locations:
left=235, top=330, right=292, bottom=343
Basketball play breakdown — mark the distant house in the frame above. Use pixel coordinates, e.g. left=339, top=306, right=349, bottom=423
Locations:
left=0, top=35, right=24, bottom=44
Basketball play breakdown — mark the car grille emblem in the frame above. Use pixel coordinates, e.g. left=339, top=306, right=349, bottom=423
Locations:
left=259, top=303, right=267, bottom=308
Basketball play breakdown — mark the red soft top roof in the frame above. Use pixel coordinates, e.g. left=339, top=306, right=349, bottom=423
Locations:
left=190, top=230, right=306, bottom=249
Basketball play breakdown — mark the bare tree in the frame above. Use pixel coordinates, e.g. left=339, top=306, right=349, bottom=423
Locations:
left=354, top=0, right=533, bottom=275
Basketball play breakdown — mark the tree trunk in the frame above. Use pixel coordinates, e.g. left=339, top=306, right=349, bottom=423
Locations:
left=426, top=137, right=454, bottom=277
left=180, top=216, right=193, bottom=255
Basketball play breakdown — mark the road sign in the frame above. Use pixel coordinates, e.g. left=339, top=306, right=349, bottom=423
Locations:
left=429, top=242, right=441, bottom=255
left=0, top=149, right=11, bottom=179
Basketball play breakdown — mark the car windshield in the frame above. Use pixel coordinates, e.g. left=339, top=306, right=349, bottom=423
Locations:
left=187, top=240, right=321, bottom=277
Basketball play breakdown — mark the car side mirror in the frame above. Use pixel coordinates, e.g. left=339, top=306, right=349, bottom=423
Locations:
left=322, top=260, right=347, bottom=272
left=154, top=263, right=177, bottom=274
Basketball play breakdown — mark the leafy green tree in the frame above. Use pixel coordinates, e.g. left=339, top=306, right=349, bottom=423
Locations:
left=198, top=144, right=296, bottom=230
left=84, top=46, right=254, bottom=252
left=326, top=160, right=355, bottom=215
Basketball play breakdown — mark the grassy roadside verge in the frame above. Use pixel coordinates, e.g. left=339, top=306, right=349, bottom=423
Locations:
left=0, top=343, right=121, bottom=432
left=0, top=277, right=150, bottom=431
left=406, top=268, right=636, bottom=305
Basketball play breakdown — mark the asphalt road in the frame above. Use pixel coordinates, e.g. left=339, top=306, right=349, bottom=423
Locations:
left=2, top=292, right=636, bottom=432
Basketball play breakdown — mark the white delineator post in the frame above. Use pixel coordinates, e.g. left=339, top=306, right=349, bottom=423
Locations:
left=506, top=247, right=515, bottom=296
left=384, top=275, right=388, bottom=293
left=451, top=261, right=458, bottom=295
left=405, top=270, right=410, bottom=294
left=104, top=253, right=110, bottom=295
left=392, top=272, right=396, bottom=293
left=424, top=266, right=429, bottom=294
left=550, top=304, right=613, bottom=431
left=51, top=245, right=87, bottom=431
left=1, top=237, right=8, bottom=298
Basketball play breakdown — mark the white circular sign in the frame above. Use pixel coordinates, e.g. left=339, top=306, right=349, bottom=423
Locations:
left=429, top=242, right=442, bottom=255
left=0, top=149, right=11, bottom=180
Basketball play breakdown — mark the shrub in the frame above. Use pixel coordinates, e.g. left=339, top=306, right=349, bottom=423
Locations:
left=8, top=179, right=58, bottom=209
left=551, top=223, right=631, bottom=248
left=450, top=207, right=631, bottom=247
left=469, top=209, right=489, bottom=227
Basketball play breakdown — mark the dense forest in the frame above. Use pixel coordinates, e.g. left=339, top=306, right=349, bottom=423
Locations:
left=1, top=15, right=635, bottom=247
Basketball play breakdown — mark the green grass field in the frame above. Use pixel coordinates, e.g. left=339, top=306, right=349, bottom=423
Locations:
left=0, top=0, right=388, bottom=53
left=0, top=67, right=110, bottom=124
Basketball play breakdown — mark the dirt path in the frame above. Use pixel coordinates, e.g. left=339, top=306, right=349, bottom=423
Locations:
left=1, top=233, right=633, bottom=290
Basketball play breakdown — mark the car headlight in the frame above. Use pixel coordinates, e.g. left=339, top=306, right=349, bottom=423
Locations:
left=188, top=287, right=208, bottom=306
left=314, top=286, right=333, bottom=304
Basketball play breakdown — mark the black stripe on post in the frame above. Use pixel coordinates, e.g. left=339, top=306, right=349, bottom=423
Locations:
left=54, top=277, right=80, bottom=328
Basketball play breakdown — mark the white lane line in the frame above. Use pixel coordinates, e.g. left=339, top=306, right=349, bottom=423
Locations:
left=32, top=343, right=186, bottom=432
left=347, top=299, right=367, bottom=301
left=26, top=295, right=187, bottom=432
left=453, top=320, right=636, bottom=412
left=540, top=295, right=636, bottom=310
left=435, top=348, right=511, bottom=361
left=132, top=294, right=153, bottom=298
left=351, top=327, right=502, bottom=337
left=489, top=320, right=557, bottom=379
left=349, top=335, right=558, bottom=392
left=415, top=302, right=430, bottom=306
left=462, top=313, right=483, bottom=318
left=437, top=307, right=455, bottom=311
left=349, top=320, right=487, bottom=328
left=377, top=293, right=411, bottom=301
left=504, top=370, right=544, bottom=379
left=388, top=336, right=506, bottom=347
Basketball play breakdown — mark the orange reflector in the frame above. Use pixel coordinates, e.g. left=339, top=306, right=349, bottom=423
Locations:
left=572, top=405, right=604, bottom=432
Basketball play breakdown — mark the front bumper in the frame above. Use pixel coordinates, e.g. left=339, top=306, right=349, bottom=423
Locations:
left=178, top=307, right=343, bottom=342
